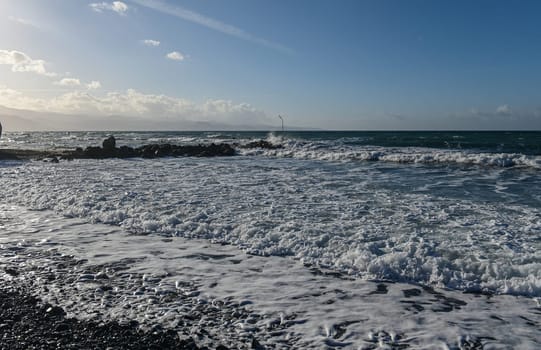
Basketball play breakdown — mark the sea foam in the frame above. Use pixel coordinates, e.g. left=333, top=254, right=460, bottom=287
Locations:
left=1, top=155, right=540, bottom=297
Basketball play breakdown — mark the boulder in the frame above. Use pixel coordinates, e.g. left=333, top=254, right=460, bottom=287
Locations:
left=102, top=136, right=116, bottom=152
left=83, top=146, right=104, bottom=158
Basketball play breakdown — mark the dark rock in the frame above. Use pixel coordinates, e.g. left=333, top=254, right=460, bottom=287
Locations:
left=140, top=145, right=157, bottom=158
left=118, top=145, right=137, bottom=158
left=84, top=146, right=104, bottom=158
left=403, top=288, right=422, bottom=298
left=102, top=135, right=116, bottom=152
left=2, top=141, right=237, bottom=161
left=251, top=337, right=265, bottom=349
left=45, top=306, right=65, bottom=317
left=242, top=140, right=282, bottom=150
left=4, top=268, right=19, bottom=276
left=368, top=283, right=388, bottom=295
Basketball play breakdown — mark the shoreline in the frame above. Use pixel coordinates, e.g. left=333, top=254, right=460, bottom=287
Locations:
left=0, top=209, right=273, bottom=350
left=1, top=205, right=541, bottom=348
left=0, top=285, right=205, bottom=350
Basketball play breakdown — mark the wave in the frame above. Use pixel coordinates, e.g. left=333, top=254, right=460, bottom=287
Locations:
left=237, top=134, right=541, bottom=169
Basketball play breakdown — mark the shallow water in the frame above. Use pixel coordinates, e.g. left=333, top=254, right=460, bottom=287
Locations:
left=1, top=205, right=540, bottom=349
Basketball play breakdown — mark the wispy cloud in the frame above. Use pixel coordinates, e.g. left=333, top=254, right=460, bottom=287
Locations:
left=385, top=112, right=406, bottom=121
left=54, top=78, right=81, bottom=87
left=496, top=104, right=512, bottom=115
left=468, top=105, right=515, bottom=118
left=141, top=39, right=160, bottom=47
left=0, top=50, right=56, bottom=77
left=166, top=51, right=184, bottom=61
left=131, top=0, right=293, bottom=54
left=8, top=16, right=39, bottom=29
left=90, top=1, right=129, bottom=15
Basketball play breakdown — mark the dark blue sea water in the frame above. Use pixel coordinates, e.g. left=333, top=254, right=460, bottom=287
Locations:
left=2, top=130, right=541, bottom=154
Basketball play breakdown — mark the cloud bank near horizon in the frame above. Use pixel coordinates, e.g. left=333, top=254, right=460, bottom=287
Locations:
left=0, top=86, right=271, bottom=129
left=0, top=45, right=268, bottom=129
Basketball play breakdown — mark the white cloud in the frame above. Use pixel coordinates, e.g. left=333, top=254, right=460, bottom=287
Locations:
left=0, top=85, right=52, bottom=112
left=89, top=2, right=108, bottom=12
left=131, top=0, right=293, bottom=54
left=0, top=50, right=56, bottom=77
left=86, top=81, right=102, bottom=90
left=90, top=1, right=128, bottom=15
left=0, top=86, right=268, bottom=126
left=166, top=51, right=184, bottom=61
left=142, top=39, right=160, bottom=47
left=496, top=104, right=512, bottom=115
left=54, top=79, right=102, bottom=90
left=112, top=1, right=128, bottom=13
left=54, top=78, right=81, bottom=87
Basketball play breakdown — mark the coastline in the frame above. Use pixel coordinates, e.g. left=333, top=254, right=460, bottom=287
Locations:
left=0, top=206, right=273, bottom=349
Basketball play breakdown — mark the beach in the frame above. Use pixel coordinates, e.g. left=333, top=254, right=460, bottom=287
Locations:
left=1, top=131, right=541, bottom=349
left=0, top=287, right=200, bottom=350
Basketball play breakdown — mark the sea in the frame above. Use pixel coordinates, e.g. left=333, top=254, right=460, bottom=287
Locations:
left=1, top=131, right=540, bottom=349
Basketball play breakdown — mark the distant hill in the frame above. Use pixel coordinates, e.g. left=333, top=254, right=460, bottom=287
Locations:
left=0, top=105, right=311, bottom=131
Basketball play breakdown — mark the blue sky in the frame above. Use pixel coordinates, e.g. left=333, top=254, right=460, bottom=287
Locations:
left=1, top=0, right=540, bottom=130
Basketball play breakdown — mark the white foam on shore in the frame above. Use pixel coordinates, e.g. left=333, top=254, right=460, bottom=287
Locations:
left=1, top=205, right=540, bottom=349
left=0, top=157, right=540, bottom=297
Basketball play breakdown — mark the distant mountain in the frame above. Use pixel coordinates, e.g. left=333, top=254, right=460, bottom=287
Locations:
left=0, top=105, right=304, bottom=131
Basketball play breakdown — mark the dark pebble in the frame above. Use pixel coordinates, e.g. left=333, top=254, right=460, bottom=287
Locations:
left=0, top=288, right=202, bottom=349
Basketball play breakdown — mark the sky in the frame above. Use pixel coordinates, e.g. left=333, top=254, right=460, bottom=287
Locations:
left=1, top=0, right=541, bottom=130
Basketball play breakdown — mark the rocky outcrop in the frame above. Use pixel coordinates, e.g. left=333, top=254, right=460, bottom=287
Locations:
left=0, top=137, right=244, bottom=161
left=102, top=135, right=116, bottom=153
left=241, top=140, right=283, bottom=149
left=73, top=142, right=236, bottom=159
